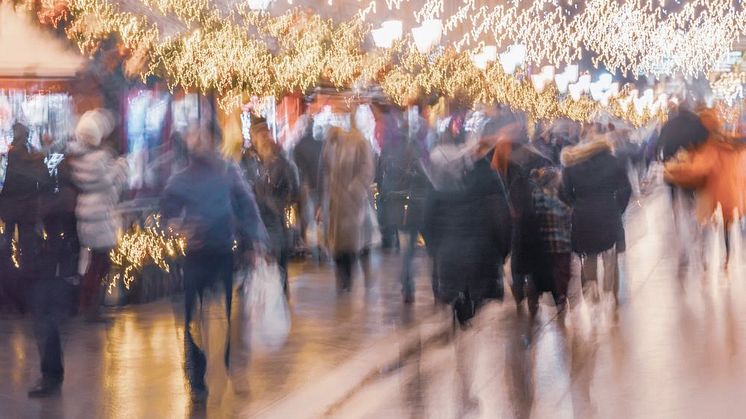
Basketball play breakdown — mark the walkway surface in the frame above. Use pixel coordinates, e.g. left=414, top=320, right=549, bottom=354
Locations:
left=4, top=183, right=746, bottom=419
left=329, top=185, right=746, bottom=419
left=0, top=249, right=442, bottom=419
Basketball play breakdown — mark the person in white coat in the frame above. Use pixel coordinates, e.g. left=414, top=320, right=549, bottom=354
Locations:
left=68, top=109, right=127, bottom=319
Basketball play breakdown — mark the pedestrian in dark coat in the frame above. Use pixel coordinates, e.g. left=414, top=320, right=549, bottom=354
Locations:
left=27, top=143, right=80, bottom=398
left=561, top=134, right=631, bottom=303
left=242, top=119, right=299, bottom=296
left=528, top=167, right=571, bottom=316
left=489, top=114, right=551, bottom=306
left=399, top=120, right=434, bottom=303
left=161, top=128, right=269, bottom=403
left=0, top=123, right=51, bottom=313
left=292, top=119, right=324, bottom=260
left=424, top=128, right=512, bottom=326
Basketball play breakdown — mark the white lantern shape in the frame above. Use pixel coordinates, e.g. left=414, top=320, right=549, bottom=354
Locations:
left=499, top=44, right=526, bottom=75
left=555, top=73, right=570, bottom=94
left=470, top=45, right=498, bottom=70
left=412, top=19, right=442, bottom=53
left=372, top=20, right=403, bottom=48
left=564, top=64, right=579, bottom=83
left=568, top=82, right=583, bottom=101
left=531, top=74, right=548, bottom=93
left=247, top=0, right=273, bottom=10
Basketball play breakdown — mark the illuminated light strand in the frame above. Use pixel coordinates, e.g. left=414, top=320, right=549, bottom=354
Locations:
left=19, top=0, right=728, bottom=126
left=108, top=215, right=186, bottom=292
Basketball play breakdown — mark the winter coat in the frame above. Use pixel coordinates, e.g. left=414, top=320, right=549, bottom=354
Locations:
left=321, top=129, right=375, bottom=254
left=162, top=155, right=269, bottom=254
left=241, top=150, right=299, bottom=256
left=68, top=144, right=127, bottom=250
left=500, top=143, right=551, bottom=275
left=42, top=156, right=78, bottom=218
left=664, top=138, right=746, bottom=226
left=561, top=137, right=632, bottom=254
left=423, top=157, right=512, bottom=305
left=292, top=133, right=324, bottom=201
left=0, top=147, right=50, bottom=224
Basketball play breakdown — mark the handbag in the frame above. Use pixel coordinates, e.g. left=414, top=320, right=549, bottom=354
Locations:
left=243, top=259, right=291, bottom=353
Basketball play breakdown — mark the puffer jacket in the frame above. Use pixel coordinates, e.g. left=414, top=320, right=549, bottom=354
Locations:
left=68, top=143, right=127, bottom=250
left=560, top=136, right=632, bottom=254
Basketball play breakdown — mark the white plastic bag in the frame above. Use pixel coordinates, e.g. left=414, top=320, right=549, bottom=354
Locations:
left=244, top=260, right=291, bottom=352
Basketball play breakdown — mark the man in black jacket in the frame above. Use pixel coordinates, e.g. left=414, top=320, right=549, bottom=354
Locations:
left=27, top=136, right=80, bottom=398
left=0, top=123, right=50, bottom=314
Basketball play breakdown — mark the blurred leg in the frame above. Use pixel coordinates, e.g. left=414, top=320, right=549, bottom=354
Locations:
left=602, top=247, right=619, bottom=303
left=183, top=253, right=209, bottom=399
left=552, top=253, right=571, bottom=309
left=334, top=253, right=353, bottom=292
left=400, top=227, right=417, bottom=302
left=79, top=251, right=110, bottom=315
left=580, top=253, right=599, bottom=303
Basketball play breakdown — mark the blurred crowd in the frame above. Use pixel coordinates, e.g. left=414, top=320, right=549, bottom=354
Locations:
left=0, top=98, right=744, bottom=401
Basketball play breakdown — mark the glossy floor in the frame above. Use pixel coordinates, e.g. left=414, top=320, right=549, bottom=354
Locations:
left=331, top=186, right=746, bottom=419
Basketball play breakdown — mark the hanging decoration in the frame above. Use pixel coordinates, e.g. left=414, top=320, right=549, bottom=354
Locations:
left=11, top=0, right=745, bottom=125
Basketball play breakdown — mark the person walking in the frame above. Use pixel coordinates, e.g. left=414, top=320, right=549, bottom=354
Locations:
left=292, top=116, right=325, bottom=261
left=68, top=109, right=127, bottom=320
left=489, top=112, right=551, bottom=308
left=27, top=138, right=80, bottom=397
left=242, top=118, right=299, bottom=296
left=527, top=167, right=572, bottom=318
left=560, top=130, right=632, bottom=304
left=0, top=122, right=51, bottom=313
left=321, top=127, right=375, bottom=292
left=161, top=128, right=268, bottom=403
left=424, top=117, right=512, bottom=326
left=399, top=115, right=433, bottom=303
left=664, top=108, right=746, bottom=266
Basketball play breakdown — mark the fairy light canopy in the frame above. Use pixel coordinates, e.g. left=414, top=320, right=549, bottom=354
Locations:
left=11, top=0, right=746, bottom=125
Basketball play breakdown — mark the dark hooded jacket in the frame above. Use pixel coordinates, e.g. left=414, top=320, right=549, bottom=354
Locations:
left=423, top=156, right=512, bottom=305
left=561, top=137, right=632, bottom=254
left=0, top=145, right=51, bottom=223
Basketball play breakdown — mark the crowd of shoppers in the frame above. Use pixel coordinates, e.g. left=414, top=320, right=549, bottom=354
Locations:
left=1, top=99, right=743, bottom=403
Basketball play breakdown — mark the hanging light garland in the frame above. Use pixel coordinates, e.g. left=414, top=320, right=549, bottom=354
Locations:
left=16, top=0, right=743, bottom=125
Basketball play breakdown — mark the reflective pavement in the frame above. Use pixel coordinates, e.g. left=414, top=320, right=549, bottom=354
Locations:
left=330, top=185, right=746, bottom=419
left=0, top=250, right=440, bottom=418
left=5, top=183, right=746, bottom=418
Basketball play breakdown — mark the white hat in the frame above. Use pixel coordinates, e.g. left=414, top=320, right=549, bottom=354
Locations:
left=75, top=109, right=115, bottom=147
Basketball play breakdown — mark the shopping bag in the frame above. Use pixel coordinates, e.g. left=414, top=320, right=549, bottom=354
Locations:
left=244, top=260, right=291, bottom=352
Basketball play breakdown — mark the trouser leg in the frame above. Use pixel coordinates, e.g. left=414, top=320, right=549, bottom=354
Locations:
left=33, top=278, right=69, bottom=383
left=79, top=251, right=110, bottom=313
left=552, top=253, right=571, bottom=307
left=400, top=228, right=417, bottom=299
left=601, top=247, right=619, bottom=301
left=183, top=254, right=207, bottom=391
left=580, top=253, right=599, bottom=303
left=334, top=252, right=354, bottom=291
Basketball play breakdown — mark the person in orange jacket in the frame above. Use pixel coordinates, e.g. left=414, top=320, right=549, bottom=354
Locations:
left=664, top=108, right=746, bottom=264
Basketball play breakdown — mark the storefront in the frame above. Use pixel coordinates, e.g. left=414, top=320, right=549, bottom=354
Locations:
left=0, top=3, right=86, bottom=186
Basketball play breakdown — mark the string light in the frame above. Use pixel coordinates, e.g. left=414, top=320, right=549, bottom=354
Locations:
left=108, top=215, right=186, bottom=292
left=21, top=0, right=740, bottom=126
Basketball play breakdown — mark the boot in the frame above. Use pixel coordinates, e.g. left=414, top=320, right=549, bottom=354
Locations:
left=27, top=377, right=62, bottom=398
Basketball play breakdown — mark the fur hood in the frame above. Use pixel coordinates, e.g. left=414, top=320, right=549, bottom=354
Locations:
left=561, top=137, right=614, bottom=167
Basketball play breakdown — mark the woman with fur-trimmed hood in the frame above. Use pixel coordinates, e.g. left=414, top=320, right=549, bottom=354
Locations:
left=560, top=131, right=631, bottom=303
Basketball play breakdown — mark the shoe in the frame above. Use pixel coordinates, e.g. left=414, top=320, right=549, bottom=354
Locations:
left=403, top=293, right=415, bottom=304
left=28, top=379, right=62, bottom=398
